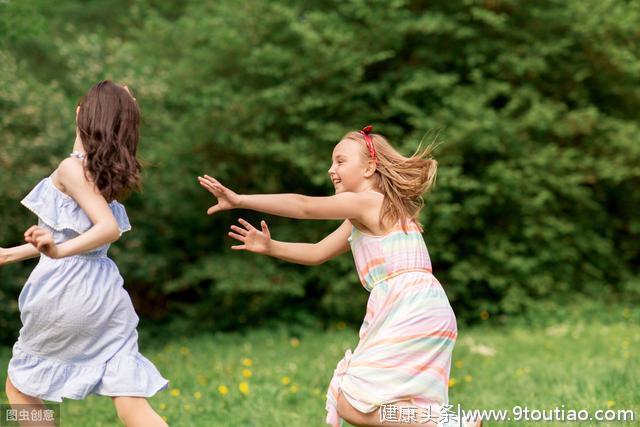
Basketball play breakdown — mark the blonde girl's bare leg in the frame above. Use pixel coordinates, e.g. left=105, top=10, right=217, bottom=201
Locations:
left=337, top=393, right=483, bottom=427
left=336, top=392, right=438, bottom=427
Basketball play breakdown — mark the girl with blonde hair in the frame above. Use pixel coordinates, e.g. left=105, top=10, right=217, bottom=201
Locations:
left=198, top=126, right=479, bottom=427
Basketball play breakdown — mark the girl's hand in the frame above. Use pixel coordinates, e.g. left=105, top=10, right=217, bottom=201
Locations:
left=228, top=218, right=272, bottom=254
left=197, top=175, right=242, bottom=215
left=24, top=226, right=61, bottom=258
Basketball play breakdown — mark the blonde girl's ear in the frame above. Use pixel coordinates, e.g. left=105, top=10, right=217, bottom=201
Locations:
left=364, top=159, right=377, bottom=178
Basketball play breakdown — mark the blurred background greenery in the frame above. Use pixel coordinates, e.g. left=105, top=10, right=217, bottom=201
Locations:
left=1, top=0, right=639, bottom=345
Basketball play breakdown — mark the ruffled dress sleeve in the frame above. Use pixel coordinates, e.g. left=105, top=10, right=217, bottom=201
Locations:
left=20, top=177, right=131, bottom=235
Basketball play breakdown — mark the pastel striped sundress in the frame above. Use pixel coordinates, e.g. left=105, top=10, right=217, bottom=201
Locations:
left=326, top=220, right=457, bottom=426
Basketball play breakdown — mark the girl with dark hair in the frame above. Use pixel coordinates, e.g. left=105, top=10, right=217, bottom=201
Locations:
left=0, top=81, right=168, bottom=426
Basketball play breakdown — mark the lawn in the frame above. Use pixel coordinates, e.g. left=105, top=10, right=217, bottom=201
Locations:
left=0, top=313, right=637, bottom=426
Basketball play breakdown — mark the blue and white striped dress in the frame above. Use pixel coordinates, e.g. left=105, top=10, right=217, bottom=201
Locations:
left=8, top=171, right=168, bottom=402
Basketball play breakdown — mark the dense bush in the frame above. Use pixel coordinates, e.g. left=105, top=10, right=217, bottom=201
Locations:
left=1, top=0, right=638, bottom=343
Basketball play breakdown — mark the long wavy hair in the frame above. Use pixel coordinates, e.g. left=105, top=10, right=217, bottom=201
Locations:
left=342, top=130, right=438, bottom=232
left=76, top=80, right=141, bottom=202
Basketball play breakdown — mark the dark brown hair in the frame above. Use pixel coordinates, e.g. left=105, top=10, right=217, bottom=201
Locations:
left=342, top=131, right=438, bottom=232
left=77, top=80, right=141, bottom=202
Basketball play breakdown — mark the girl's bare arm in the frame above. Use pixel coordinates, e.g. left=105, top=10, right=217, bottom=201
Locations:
left=0, top=244, right=40, bottom=265
left=24, top=158, right=122, bottom=259
left=229, top=218, right=352, bottom=265
left=199, top=175, right=379, bottom=222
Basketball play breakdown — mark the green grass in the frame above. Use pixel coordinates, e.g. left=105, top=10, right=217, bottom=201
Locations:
left=0, top=316, right=638, bottom=426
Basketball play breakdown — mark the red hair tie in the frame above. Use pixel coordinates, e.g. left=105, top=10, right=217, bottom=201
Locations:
left=359, top=125, right=377, bottom=163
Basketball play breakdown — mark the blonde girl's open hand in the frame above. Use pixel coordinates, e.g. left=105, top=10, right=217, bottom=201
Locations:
left=228, top=218, right=272, bottom=254
left=24, top=225, right=60, bottom=258
left=197, top=175, right=242, bottom=215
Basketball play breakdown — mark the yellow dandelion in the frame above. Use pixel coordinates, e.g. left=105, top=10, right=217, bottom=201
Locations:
left=162, top=416, right=168, bottom=422
left=180, top=346, right=189, bottom=356
left=312, top=388, right=321, bottom=396
left=448, top=378, right=457, bottom=387
left=290, top=337, right=300, bottom=348
left=184, top=403, right=192, bottom=411
left=218, top=385, right=229, bottom=396
left=337, top=321, right=346, bottom=330
left=159, top=403, right=167, bottom=411
left=607, top=400, right=615, bottom=408
left=242, top=369, right=252, bottom=378
left=480, top=311, right=490, bottom=320
left=464, top=375, right=473, bottom=383
left=194, top=391, right=202, bottom=400
left=454, top=361, right=463, bottom=369
left=281, top=376, right=291, bottom=385
left=242, top=358, right=253, bottom=367
left=239, top=382, right=250, bottom=395
left=170, top=388, right=181, bottom=397
left=290, top=384, right=300, bottom=393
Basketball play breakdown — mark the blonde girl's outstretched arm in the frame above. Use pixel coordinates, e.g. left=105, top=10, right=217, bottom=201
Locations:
left=198, top=175, right=378, bottom=222
left=0, top=244, right=40, bottom=265
left=23, top=158, right=122, bottom=259
left=228, top=218, right=352, bottom=265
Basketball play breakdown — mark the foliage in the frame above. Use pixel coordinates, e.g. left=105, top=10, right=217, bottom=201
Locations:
left=1, top=0, right=639, bottom=342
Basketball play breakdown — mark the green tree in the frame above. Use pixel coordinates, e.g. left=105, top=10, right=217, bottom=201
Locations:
left=1, top=0, right=639, bottom=343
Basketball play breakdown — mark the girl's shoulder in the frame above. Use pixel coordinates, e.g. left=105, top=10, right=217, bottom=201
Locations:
left=52, top=156, right=88, bottom=193
left=21, top=159, right=131, bottom=235
left=349, top=189, right=384, bottom=206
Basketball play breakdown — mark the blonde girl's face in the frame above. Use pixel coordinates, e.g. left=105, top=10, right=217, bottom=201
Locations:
left=328, top=139, right=371, bottom=194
